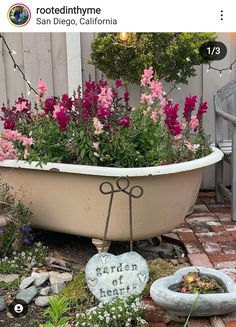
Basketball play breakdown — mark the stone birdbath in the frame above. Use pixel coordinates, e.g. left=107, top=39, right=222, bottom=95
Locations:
left=150, top=266, right=236, bottom=317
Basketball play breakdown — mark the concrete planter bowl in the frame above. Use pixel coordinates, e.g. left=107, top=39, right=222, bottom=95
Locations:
left=0, top=147, right=222, bottom=252
left=150, top=266, right=236, bottom=317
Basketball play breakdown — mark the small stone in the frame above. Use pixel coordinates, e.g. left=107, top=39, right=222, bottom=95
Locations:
left=0, top=274, right=19, bottom=283
left=0, top=297, right=6, bottom=312
left=49, top=271, right=72, bottom=284
left=35, top=296, right=51, bottom=307
left=19, top=276, right=35, bottom=290
left=51, top=283, right=66, bottom=294
left=60, top=272, right=73, bottom=282
left=40, top=286, right=51, bottom=296
left=16, top=286, right=38, bottom=304
left=170, top=259, right=179, bottom=266
left=34, top=272, right=49, bottom=287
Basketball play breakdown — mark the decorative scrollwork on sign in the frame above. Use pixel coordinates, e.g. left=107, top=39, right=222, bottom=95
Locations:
left=99, top=177, right=144, bottom=252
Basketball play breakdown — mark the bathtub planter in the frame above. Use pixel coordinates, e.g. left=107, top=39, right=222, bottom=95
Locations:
left=0, top=147, right=223, bottom=252
left=150, top=266, right=236, bottom=317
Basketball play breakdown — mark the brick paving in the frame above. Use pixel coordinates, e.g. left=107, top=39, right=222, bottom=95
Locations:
left=147, top=193, right=236, bottom=327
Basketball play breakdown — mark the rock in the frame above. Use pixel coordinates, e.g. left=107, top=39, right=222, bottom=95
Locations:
left=0, top=274, right=19, bottom=283
left=51, top=283, right=66, bottom=294
left=35, top=296, right=51, bottom=307
left=34, top=272, right=49, bottom=287
left=40, top=286, right=51, bottom=296
left=16, top=286, right=38, bottom=304
left=49, top=271, right=72, bottom=284
left=60, top=272, right=73, bottom=282
left=0, top=297, right=6, bottom=312
left=19, top=276, right=35, bottom=290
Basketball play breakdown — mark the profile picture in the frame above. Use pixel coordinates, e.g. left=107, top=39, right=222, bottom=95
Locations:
left=8, top=3, right=31, bottom=27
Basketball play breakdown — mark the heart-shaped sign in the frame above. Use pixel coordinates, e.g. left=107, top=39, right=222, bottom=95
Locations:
left=85, top=251, right=149, bottom=302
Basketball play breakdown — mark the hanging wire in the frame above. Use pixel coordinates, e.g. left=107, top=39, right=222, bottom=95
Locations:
left=0, top=33, right=39, bottom=95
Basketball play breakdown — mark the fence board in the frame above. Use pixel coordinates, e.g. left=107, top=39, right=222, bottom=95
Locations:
left=51, top=33, right=68, bottom=96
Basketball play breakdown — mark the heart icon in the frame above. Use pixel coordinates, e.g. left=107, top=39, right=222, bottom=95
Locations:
left=85, top=251, right=149, bottom=302
left=138, top=273, right=147, bottom=283
left=88, top=278, right=98, bottom=287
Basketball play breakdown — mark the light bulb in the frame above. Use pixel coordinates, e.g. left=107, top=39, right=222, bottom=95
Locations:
left=230, top=66, right=232, bottom=73
left=27, top=90, right=31, bottom=96
left=206, top=68, right=210, bottom=73
left=119, top=32, right=128, bottom=41
left=177, top=86, right=182, bottom=90
left=186, top=57, right=190, bottom=62
left=12, top=50, right=16, bottom=55
left=219, top=71, right=222, bottom=78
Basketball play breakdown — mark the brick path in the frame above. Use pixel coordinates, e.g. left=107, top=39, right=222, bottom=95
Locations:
left=146, top=193, right=236, bottom=327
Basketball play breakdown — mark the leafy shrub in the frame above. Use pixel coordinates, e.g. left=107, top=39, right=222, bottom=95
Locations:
left=90, top=33, right=216, bottom=84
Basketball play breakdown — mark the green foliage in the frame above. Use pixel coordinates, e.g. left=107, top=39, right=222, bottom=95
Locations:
left=77, top=296, right=148, bottom=327
left=0, top=242, right=48, bottom=274
left=0, top=181, right=32, bottom=256
left=58, top=272, right=93, bottom=307
left=90, top=33, right=216, bottom=84
left=43, top=297, right=71, bottom=327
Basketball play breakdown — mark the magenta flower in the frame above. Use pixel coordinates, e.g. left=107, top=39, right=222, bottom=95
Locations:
left=44, top=97, right=57, bottom=114
left=115, top=79, right=122, bottom=88
left=164, top=102, right=182, bottom=136
left=197, top=101, right=208, bottom=120
left=183, top=96, right=197, bottom=122
left=54, top=109, right=71, bottom=131
left=117, top=116, right=130, bottom=128
left=124, top=91, right=129, bottom=102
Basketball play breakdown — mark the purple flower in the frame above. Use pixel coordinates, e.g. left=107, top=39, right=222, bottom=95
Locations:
left=0, top=228, right=4, bottom=235
left=21, top=224, right=32, bottom=234
left=23, top=238, right=32, bottom=245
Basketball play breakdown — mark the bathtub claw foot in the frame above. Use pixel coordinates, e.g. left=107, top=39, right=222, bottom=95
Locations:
left=92, top=238, right=111, bottom=253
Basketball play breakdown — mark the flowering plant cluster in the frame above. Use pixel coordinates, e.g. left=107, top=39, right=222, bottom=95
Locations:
left=0, top=67, right=211, bottom=167
left=0, top=181, right=33, bottom=256
left=76, top=297, right=148, bottom=327
left=0, top=242, right=48, bottom=274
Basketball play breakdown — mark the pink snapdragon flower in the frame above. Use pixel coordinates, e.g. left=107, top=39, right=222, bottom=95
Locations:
left=0, top=138, right=17, bottom=161
left=141, top=67, right=154, bottom=86
left=150, top=80, right=163, bottom=99
left=37, top=80, right=48, bottom=95
left=92, top=142, right=100, bottom=151
left=150, top=111, right=158, bottom=123
left=98, top=87, right=113, bottom=108
left=3, top=130, right=24, bottom=142
left=189, top=115, right=199, bottom=130
left=93, top=117, right=104, bottom=135
left=15, top=101, right=28, bottom=112
left=140, top=94, right=153, bottom=105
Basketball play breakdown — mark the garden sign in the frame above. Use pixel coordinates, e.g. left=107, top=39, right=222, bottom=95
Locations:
left=85, top=251, right=149, bottom=302
left=85, top=177, right=149, bottom=302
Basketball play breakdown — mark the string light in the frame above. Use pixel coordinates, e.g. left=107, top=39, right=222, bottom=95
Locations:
left=119, top=32, right=128, bottom=41
left=206, top=59, right=236, bottom=77
left=0, top=33, right=38, bottom=95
